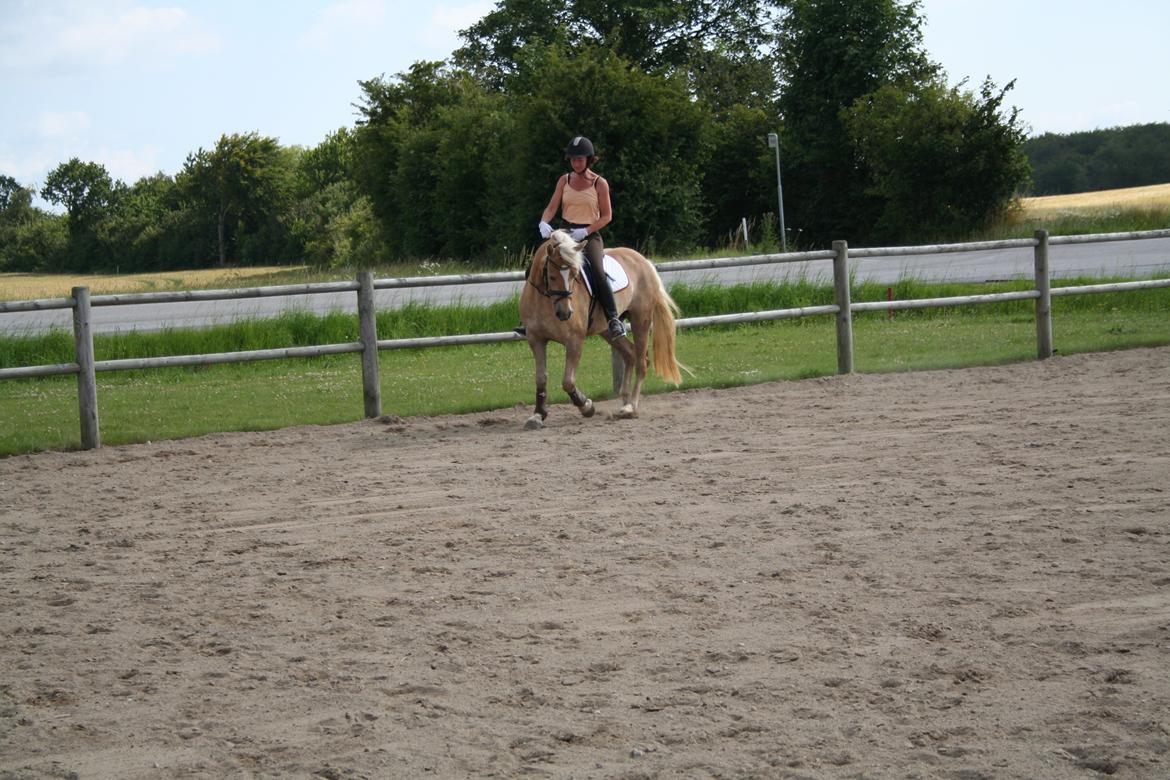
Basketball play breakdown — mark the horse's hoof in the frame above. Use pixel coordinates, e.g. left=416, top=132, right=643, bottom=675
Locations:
left=615, top=404, right=637, bottom=419
left=581, top=399, right=595, bottom=418
left=524, top=415, right=544, bottom=430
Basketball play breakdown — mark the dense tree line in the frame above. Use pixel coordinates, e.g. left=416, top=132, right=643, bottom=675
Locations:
left=1, top=0, right=1031, bottom=275
left=1023, top=123, right=1170, bottom=195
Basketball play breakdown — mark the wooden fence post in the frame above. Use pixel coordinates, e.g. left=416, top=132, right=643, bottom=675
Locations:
left=832, top=240, right=854, bottom=374
left=611, top=348, right=625, bottom=397
left=72, top=286, right=100, bottom=449
left=1033, top=229, right=1054, bottom=359
left=357, top=271, right=382, bottom=418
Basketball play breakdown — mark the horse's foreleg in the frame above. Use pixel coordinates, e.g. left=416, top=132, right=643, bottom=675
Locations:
left=527, top=339, right=550, bottom=428
left=562, top=340, right=595, bottom=418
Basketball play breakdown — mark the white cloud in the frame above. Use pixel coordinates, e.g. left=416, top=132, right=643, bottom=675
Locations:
left=297, top=0, right=494, bottom=57
left=424, top=1, right=495, bottom=49
left=428, top=1, right=493, bottom=31
left=95, top=145, right=163, bottom=182
left=0, top=2, right=220, bottom=74
left=0, top=148, right=60, bottom=186
left=61, top=6, right=219, bottom=64
left=300, top=0, right=390, bottom=52
left=0, top=142, right=161, bottom=188
left=37, top=110, right=92, bottom=139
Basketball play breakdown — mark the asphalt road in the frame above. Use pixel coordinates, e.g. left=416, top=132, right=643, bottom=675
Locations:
left=3, top=236, right=1168, bottom=335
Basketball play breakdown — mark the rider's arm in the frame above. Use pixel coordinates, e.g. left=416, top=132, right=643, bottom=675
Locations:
left=541, top=175, right=567, bottom=223
left=586, top=177, right=612, bottom=234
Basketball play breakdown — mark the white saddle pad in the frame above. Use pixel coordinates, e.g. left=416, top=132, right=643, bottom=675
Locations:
left=582, top=255, right=629, bottom=295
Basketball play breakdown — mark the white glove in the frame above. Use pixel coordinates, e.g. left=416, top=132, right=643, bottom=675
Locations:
left=538, top=221, right=553, bottom=239
left=570, top=228, right=588, bottom=241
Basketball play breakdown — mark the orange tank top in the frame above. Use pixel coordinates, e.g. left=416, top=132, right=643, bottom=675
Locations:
left=561, top=174, right=600, bottom=225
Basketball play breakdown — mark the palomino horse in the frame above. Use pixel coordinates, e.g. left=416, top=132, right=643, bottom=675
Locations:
left=519, top=229, right=686, bottom=428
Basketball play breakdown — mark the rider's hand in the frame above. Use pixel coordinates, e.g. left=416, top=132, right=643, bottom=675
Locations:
left=538, top=221, right=553, bottom=239
left=570, top=228, right=588, bottom=242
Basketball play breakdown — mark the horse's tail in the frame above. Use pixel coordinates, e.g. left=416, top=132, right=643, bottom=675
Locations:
left=649, top=270, right=691, bottom=385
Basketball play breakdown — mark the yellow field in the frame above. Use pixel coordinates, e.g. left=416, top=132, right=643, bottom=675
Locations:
left=1021, top=182, right=1170, bottom=217
left=0, top=266, right=306, bottom=301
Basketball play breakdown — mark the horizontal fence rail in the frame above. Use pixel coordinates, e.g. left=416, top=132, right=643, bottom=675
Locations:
left=1050, top=279, right=1170, bottom=296
left=850, top=290, right=1041, bottom=313
left=2, top=229, right=1168, bottom=450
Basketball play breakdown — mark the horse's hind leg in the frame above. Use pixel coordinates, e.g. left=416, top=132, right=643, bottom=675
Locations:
left=562, top=339, right=595, bottom=418
left=611, top=335, right=638, bottom=418
left=616, top=317, right=649, bottom=419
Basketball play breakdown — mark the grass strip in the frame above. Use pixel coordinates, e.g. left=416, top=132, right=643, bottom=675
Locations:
left=2, top=293, right=1168, bottom=455
left=3, top=276, right=1165, bottom=370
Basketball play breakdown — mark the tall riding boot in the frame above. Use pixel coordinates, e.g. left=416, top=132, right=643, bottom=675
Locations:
left=584, top=236, right=626, bottom=339
left=587, top=258, right=626, bottom=338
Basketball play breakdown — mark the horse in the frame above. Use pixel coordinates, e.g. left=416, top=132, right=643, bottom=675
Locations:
left=518, top=229, right=687, bottom=428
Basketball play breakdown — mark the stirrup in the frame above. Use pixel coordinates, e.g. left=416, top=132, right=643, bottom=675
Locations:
left=607, top=317, right=626, bottom=339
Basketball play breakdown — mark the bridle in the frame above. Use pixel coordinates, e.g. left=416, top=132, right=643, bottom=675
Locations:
left=528, top=245, right=578, bottom=302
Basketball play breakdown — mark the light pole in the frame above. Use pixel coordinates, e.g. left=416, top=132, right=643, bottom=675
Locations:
left=767, top=132, right=787, bottom=252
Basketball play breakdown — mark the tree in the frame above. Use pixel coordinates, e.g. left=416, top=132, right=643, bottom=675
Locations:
left=0, top=175, right=68, bottom=271
left=1024, top=123, right=1170, bottom=195
left=846, top=78, right=1030, bottom=242
left=699, top=104, right=778, bottom=246
left=777, top=0, right=938, bottom=243
left=494, top=45, right=710, bottom=254
left=0, top=175, right=30, bottom=214
left=353, top=62, right=470, bottom=259
left=288, top=128, right=387, bottom=268
left=352, top=46, right=716, bottom=260
left=41, top=159, right=115, bottom=224
left=688, top=46, right=781, bottom=118
left=455, top=0, right=784, bottom=86
left=41, top=158, right=117, bottom=269
left=180, top=132, right=293, bottom=265
left=295, top=128, right=356, bottom=196
left=98, top=173, right=187, bottom=272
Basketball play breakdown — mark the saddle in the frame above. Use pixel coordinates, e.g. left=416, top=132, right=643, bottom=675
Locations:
left=581, top=255, right=630, bottom=295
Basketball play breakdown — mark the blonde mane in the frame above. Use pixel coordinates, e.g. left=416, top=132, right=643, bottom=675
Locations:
left=547, top=229, right=584, bottom=272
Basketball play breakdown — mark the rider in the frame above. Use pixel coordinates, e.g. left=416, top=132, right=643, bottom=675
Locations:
left=534, top=136, right=626, bottom=340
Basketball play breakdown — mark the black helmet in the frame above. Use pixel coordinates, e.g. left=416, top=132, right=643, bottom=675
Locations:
left=565, top=136, right=595, bottom=158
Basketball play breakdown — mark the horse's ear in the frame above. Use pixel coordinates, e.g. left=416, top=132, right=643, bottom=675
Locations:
left=574, top=240, right=587, bottom=252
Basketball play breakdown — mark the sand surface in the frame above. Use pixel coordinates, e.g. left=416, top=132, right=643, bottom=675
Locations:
left=2, top=347, right=1169, bottom=779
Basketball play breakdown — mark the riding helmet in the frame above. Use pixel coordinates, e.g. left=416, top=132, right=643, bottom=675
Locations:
left=565, top=136, right=595, bottom=158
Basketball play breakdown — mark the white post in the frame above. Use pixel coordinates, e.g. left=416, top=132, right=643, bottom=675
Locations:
left=767, top=132, right=788, bottom=252
left=72, top=286, right=100, bottom=449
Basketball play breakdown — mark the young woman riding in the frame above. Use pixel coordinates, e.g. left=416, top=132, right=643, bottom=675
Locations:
left=536, top=136, right=627, bottom=340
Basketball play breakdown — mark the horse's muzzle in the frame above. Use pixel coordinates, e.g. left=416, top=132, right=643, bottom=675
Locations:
left=556, top=307, right=572, bottom=321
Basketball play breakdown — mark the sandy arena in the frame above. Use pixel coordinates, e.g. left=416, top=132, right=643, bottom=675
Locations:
left=2, top=346, right=1169, bottom=779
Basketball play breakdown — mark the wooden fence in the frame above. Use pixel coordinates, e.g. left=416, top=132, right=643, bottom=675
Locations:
left=2, top=228, right=1169, bottom=450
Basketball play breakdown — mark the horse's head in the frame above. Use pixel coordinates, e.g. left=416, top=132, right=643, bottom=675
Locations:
left=540, top=230, right=586, bottom=321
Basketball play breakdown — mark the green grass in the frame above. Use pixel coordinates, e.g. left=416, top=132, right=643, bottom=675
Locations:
left=2, top=278, right=1168, bottom=455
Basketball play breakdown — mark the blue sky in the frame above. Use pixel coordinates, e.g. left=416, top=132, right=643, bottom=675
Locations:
left=2, top=0, right=1168, bottom=196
